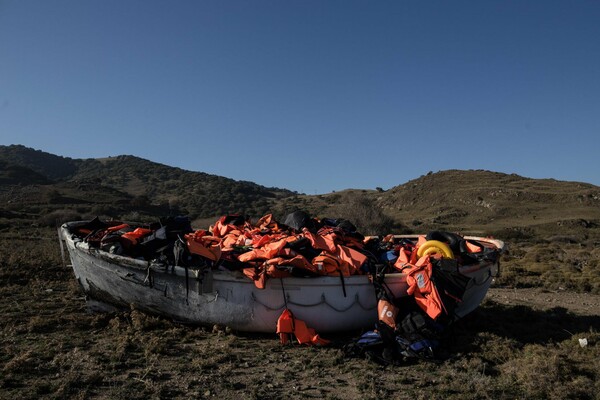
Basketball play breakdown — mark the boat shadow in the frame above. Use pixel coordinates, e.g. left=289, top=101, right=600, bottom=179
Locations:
left=204, top=298, right=599, bottom=358
left=448, top=299, right=599, bottom=350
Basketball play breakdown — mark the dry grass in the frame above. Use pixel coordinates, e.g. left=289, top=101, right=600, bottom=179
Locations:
left=1, top=226, right=600, bottom=399
left=496, top=239, right=600, bottom=294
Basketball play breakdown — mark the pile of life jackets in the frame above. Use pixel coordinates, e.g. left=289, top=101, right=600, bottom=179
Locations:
left=74, top=213, right=500, bottom=353
left=196, top=212, right=373, bottom=289
left=73, top=215, right=196, bottom=262
left=347, top=230, right=500, bottom=364
left=74, top=212, right=380, bottom=289
left=74, top=214, right=497, bottom=297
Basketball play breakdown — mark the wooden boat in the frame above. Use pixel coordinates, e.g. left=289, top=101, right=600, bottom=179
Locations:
left=60, top=221, right=505, bottom=332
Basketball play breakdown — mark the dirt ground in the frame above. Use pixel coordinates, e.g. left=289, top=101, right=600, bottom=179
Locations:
left=1, top=231, right=599, bottom=399
left=486, top=287, right=600, bottom=316
left=2, top=268, right=599, bottom=400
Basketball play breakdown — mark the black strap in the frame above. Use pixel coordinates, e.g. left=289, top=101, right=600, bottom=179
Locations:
left=338, top=270, right=347, bottom=297
left=174, top=236, right=189, bottom=304
left=279, top=278, right=289, bottom=309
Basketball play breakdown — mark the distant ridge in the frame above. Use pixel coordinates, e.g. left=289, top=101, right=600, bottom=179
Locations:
left=0, top=160, right=51, bottom=185
left=0, top=144, right=78, bottom=181
left=0, top=145, right=295, bottom=218
left=376, top=169, right=600, bottom=234
left=1, top=145, right=599, bottom=237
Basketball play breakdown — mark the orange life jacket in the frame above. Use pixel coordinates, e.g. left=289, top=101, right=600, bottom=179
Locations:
left=393, top=246, right=411, bottom=271
left=377, top=299, right=399, bottom=330
left=334, top=244, right=367, bottom=274
left=237, top=236, right=295, bottom=263
left=302, top=229, right=337, bottom=253
left=242, top=264, right=266, bottom=289
left=403, top=255, right=445, bottom=320
left=464, top=240, right=483, bottom=253
left=185, top=230, right=222, bottom=262
left=221, top=229, right=251, bottom=251
left=251, top=233, right=278, bottom=248
left=211, top=215, right=250, bottom=238
left=255, top=213, right=284, bottom=233
left=121, top=227, right=153, bottom=247
left=311, top=252, right=351, bottom=276
left=265, top=264, right=292, bottom=279
left=106, top=223, right=130, bottom=233
left=265, top=253, right=316, bottom=277
left=276, top=309, right=329, bottom=346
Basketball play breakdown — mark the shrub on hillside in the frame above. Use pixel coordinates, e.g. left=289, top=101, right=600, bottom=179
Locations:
left=330, top=192, right=395, bottom=235
left=38, top=210, right=81, bottom=227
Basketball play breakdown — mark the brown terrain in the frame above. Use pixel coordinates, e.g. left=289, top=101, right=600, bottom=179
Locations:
left=487, top=287, right=600, bottom=316
left=1, top=145, right=599, bottom=399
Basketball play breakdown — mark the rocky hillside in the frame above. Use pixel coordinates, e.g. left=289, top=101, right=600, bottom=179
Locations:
left=375, top=170, right=600, bottom=236
left=0, top=160, right=51, bottom=185
left=2, top=145, right=600, bottom=293
left=1, top=145, right=599, bottom=239
left=0, top=145, right=295, bottom=219
left=0, top=145, right=78, bottom=181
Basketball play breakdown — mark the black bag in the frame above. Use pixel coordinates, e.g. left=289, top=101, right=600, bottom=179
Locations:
left=430, top=258, right=472, bottom=323
left=283, top=210, right=315, bottom=232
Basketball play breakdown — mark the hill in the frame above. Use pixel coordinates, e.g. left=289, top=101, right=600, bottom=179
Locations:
left=1, top=145, right=599, bottom=239
left=376, top=169, right=600, bottom=236
left=2, top=149, right=599, bottom=400
left=0, top=144, right=78, bottom=181
left=0, top=145, right=295, bottom=219
left=0, top=160, right=51, bottom=185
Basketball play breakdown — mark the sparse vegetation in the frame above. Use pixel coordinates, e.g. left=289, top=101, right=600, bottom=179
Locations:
left=1, top=226, right=598, bottom=399
left=1, top=145, right=600, bottom=398
left=327, top=191, right=396, bottom=235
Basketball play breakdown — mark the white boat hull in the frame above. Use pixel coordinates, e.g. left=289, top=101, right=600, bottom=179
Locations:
left=61, top=223, right=503, bottom=332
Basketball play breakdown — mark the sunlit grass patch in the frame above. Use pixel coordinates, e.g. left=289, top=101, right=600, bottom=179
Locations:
left=498, top=337, right=600, bottom=399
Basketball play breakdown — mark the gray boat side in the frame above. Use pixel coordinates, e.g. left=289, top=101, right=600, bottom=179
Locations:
left=60, top=222, right=503, bottom=332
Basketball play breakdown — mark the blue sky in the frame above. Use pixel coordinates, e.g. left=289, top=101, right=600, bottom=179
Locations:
left=1, top=1, right=599, bottom=194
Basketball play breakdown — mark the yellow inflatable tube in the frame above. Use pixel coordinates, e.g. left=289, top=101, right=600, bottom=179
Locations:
left=416, top=240, right=454, bottom=259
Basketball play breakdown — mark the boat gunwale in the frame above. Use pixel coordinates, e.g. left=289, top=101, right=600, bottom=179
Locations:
left=61, top=221, right=505, bottom=285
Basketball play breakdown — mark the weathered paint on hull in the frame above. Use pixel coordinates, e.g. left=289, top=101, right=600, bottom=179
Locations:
left=62, top=224, right=502, bottom=332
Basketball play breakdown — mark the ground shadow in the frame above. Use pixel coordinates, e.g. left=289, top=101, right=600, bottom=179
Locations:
left=236, top=300, right=600, bottom=350
left=448, top=300, right=599, bottom=351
